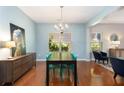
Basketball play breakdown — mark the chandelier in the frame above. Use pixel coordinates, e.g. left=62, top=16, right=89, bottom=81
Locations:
left=54, top=6, right=69, bottom=33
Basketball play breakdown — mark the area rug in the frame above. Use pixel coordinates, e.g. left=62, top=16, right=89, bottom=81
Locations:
left=98, top=63, right=113, bottom=72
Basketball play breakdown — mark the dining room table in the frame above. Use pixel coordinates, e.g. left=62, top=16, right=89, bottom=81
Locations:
left=46, top=51, right=77, bottom=86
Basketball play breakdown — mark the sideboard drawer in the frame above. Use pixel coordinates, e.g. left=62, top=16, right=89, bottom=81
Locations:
left=0, top=53, right=36, bottom=84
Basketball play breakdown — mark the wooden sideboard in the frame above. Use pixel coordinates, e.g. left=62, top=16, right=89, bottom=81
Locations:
left=109, top=48, right=124, bottom=57
left=0, top=53, right=36, bottom=85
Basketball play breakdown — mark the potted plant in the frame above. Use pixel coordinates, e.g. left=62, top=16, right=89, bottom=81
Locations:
left=61, top=42, right=69, bottom=51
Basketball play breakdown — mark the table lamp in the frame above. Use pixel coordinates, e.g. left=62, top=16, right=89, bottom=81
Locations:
left=111, top=41, right=120, bottom=48
left=5, top=41, right=16, bottom=59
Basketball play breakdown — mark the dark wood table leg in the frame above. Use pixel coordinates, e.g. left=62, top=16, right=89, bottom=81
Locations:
left=60, top=64, right=63, bottom=81
left=74, top=62, right=77, bottom=86
left=46, top=63, right=49, bottom=86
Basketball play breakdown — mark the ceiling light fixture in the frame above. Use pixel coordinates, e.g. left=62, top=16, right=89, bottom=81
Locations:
left=54, top=6, right=69, bottom=33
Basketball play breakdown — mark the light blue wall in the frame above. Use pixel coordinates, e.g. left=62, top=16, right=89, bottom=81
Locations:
left=0, top=6, right=36, bottom=59
left=0, top=6, right=120, bottom=60
left=36, top=23, right=86, bottom=59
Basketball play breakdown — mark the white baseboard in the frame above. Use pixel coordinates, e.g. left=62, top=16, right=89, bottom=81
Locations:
left=77, top=59, right=90, bottom=62
left=36, top=59, right=46, bottom=62
left=36, top=59, right=90, bottom=62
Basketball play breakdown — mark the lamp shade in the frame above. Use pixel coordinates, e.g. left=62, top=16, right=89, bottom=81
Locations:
left=5, top=41, right=16, bottom=48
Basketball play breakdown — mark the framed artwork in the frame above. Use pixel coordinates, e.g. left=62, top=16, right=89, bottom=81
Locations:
left=10, top=23, right=26, bottom=57
left=91, top=32, right=102, bottom=42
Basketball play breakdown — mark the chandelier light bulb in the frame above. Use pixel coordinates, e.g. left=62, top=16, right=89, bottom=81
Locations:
left=65, top=24, right=69, bottom=28
left=54, top=24, right=58, bottom=29
left=59, top=23, right=62, bottom=27
left=61, top=26, right=64, bottom=30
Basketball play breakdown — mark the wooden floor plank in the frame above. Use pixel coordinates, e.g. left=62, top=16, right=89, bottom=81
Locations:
left=14, top=61, right=124, bottom=86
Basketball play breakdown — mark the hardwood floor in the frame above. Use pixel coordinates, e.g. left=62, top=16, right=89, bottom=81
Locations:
left=14, top=61, right=124, bottom=86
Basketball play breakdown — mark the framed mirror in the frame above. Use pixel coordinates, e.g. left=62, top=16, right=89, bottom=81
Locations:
left=110, top=33, right=119, bottom=41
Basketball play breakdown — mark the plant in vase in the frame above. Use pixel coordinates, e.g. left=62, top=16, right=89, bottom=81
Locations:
left=49, top=39, right=59, bottom=51
left=90, top=42, right=101, bottom=51
left=61, top=42, right=69, bottom=52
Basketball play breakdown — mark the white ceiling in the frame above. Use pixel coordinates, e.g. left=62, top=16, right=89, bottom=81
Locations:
left=100, top=7, right=124, bottom=24
left=18, top=6, right=105, bottom=23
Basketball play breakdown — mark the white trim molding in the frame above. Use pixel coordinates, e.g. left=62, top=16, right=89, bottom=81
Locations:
left=77, top=59, right=90, bottom=62
left=36, top=59, right=46, bottom=62
left=36, top=58, right=90, bottom=62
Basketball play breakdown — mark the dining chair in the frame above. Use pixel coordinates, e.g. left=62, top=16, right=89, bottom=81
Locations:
left=110, top=57, right=124, bottom=79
